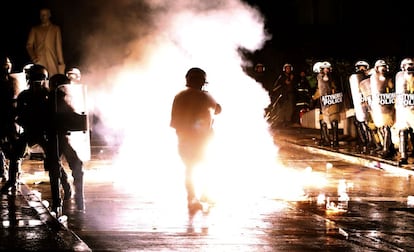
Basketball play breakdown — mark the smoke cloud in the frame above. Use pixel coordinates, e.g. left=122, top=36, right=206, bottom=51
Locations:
left=77, top=0, right=278, bottom=195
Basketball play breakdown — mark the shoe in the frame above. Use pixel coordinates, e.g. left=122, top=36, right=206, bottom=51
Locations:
left=62, top=183, right=72, bottom=200
left=75, top=197, right=85, bottom=212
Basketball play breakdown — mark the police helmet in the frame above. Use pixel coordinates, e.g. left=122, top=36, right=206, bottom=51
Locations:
left=255, top=63, right=265, bottom=73
left=27, top=64, right=48, bottom=82
left=283, top=63, right=293, bottom=72
left=355, top=60, right=369, bottom=71
left=66, top=67, right=81, bottom=80
left=185, top=67, right=207, bottom=88
left=374, top=60, right=389, bottom=71
left=400, top=58, right=414, bottom=71
left=374, top=60, right=387, bottom=68
left=312, top=62, right=322, bottom=73
left=49, top=73, right=69, bottom=90
left=23, top=63, right=34, bottom=73
left=320, top=61, right=332, bottom=70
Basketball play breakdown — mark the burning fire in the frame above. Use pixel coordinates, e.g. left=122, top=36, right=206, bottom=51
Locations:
left=78, top=0, right=327, bottom=207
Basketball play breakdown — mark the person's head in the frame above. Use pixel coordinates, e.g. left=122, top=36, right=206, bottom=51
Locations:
left=283, top=63, right=293, bottom=73
left=49, top=73, right=69, bottom=90
left=400, top=58, right=414, bottom=72
left=66, top=67, right=81, bottom=83
left=374, top=59, right=389, bottom=73
left=355, top=60, right=370, bottom=73
left=320, top=61, right=332, bottom=73
left=27, top=64, right=48, bottom=89
left=185, top=67, right=207, bottom=89
left=39, top=8, right=51, bottom=25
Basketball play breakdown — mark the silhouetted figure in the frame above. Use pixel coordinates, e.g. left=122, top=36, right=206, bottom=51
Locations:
left=268, top=63, right=296, bottom=128
left=50, top=71, right=87, bottom=211
left=170, top=67, right=222, bottom=214
left=0, top=56, right=20, bottom=183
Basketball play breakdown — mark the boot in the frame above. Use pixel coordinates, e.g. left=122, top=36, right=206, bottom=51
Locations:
left=362, top=123, right=381, bottom=154
left=331, top=120, right=339, bottom=148
left=319, top=120, right=331, bottom=146
left=409, top=128, right=414, bottom=157
left=354, top=120, right=367, bottom=148
left=398, top=129, right=409, bottom=165
left=378, top=126, right=396, bottom=159
left=0, top=159, right=21, bottom=194
left=74, top=172, right=85, bottom=211
left=60, top=167, right=72, bottom=200
left=48, top=166, right=62, bottom=216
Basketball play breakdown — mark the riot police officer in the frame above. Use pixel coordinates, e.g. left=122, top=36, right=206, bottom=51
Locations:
left=268, top=63, right=297, bottom=128
left=0, top=56, right=19, bottom=183
left=1, top=64, right=63, bottom=215
left=395, top=58, right=414, bottom=165
left=349, top=60, right=378, bottom=153
left=369, top=60, right=396, bottom=159
left=312, top=61, right=343, bottom=147
left=50, top=72, right=87, bottom=211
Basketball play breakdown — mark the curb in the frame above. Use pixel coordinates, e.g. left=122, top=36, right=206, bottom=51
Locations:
left=19, top=183, right=92, bottom=252
left=281, top=137, right=414, bottom=177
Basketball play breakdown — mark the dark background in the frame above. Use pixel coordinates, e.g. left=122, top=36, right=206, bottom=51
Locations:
left=1, top=0, right=411, bottom=74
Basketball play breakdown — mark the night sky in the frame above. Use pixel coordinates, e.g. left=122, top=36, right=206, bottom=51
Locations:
left=1, top=0, right=411, bottom=72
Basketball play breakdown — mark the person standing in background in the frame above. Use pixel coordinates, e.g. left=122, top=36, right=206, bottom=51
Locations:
left=0, top=56, right=20, bottom=183
left=268, top=63, right=297, bottom=128
left=26, top=8, right=65, bottom=77
left=312, top=61, right=343, bottom=148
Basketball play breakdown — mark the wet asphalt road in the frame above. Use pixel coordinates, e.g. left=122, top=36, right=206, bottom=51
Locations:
left=20, top=140, right=414, bottom=252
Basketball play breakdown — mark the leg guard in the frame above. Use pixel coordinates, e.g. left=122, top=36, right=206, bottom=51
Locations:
left=0, top=159, right=21, bottom=193
left=379, top=126, right=396, bottom=159
left=399, top=129, right=409, bottom=165
left=332, top=120, right=339, bottom=148
left=319, top=120, right=331, bottom=146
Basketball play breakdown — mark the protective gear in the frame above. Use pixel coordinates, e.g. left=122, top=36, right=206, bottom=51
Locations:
left=400, top=58, right=414, bottom=72
left=66, top=67, right=81, bottom=83
left=0, top=160, right=21, bottom=194
left=374, top=60, right=389, bottom=72
left=355, top=60, right=370, bottom=71
left=398, top=129, right=409, bottom=165
left=378, top=126, right=396, bottom=159
left=354, top=120, right=367, bottom=150
left=27, top=64, right=48, bottom=82
left=319, top=120, right=331, bottom=146
left=283, top=63, right=293, bottom=72
left=185, top=67, right=207, bottom=88
left=332, top=120, right=339, bottom=147
left=254, top=63, right=265, bottom=73
left=320, top=61, right=332, bottom=70
left=313, top=62, right=322, bottom=73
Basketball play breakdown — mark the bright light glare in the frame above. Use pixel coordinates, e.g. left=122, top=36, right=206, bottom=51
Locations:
left=80, top=0, right=323, bottom=209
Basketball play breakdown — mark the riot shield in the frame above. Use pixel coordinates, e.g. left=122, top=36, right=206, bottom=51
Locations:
left=55, top=84, right=91, bottom=161
left=349, top=73, right=366, bottom=122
